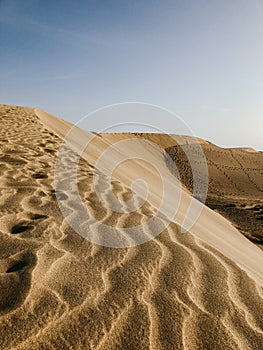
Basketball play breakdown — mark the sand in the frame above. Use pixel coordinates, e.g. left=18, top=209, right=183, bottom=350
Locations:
left=95, top=133, right=263, bottom=247
left=0, top=104, right=263, bottom=349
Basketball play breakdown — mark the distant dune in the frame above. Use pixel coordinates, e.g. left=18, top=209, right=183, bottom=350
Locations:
left=0, top=104, right=263, bottom=349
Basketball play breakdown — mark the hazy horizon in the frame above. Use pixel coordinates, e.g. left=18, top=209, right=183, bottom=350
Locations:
left=1, top=0, right=262, bottom=150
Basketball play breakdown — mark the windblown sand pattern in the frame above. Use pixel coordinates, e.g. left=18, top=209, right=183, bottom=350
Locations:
left=0, top=105, right=263, bottom=349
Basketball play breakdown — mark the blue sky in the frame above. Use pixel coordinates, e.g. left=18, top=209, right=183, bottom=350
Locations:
left=0, top=0, right=262, bottom=149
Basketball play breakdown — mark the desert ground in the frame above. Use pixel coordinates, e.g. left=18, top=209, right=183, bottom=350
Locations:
left=0, top=104, right=263, bottom=349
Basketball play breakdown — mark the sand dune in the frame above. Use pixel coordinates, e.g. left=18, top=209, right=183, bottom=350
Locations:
left=99, top=133, right=263, bottom=246
left=0, top=104, right=263, bottom=349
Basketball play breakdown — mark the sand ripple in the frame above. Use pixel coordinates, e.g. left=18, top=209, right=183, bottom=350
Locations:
left=0, top=105, right=262, bottom=349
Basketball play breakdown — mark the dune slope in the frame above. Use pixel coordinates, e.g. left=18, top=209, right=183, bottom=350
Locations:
left=0, top=105, right=262, bottom=350
left=97, top=133, right=263, bottom=246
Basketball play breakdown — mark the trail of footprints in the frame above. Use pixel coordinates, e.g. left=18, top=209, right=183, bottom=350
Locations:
left=0, top=105, right=263, bottom=349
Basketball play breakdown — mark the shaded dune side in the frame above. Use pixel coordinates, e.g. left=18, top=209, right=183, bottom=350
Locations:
left=0, top=105, right=262, bottom=349
left=165, top=143, right=263, bottom=245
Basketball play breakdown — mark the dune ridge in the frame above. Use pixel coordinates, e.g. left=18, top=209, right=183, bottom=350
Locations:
left=35, top=108, right=263, bottom=284
left=0, top=104, right=262, bottom=349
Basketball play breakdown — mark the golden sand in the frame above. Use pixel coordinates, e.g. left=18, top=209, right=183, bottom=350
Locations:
left=0, top=105, right=262, bottom=349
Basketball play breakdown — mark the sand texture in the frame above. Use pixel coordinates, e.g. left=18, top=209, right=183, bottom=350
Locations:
left=98, top=133, right=263, bottom=246
left=0, top=105, right=263, bottom=349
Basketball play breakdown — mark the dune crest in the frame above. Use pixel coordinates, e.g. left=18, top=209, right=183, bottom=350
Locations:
left=0, top=105, right=262, bottom=349
left=35, top=108, right=263, bottom=284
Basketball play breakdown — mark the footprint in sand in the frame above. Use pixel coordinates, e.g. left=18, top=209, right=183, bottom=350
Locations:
left=6, top=260, right=28, bottom=273
left=11, top=222, right=34, bottom=234
left=29, top=213, right=49, bottom=220
left=44, top=148, right=56, bottom=155
left=50, top=189, right=68, bottom=201
left=32, top=172, right=48, bottom=179
left=0, top=252, right=37, bottom=313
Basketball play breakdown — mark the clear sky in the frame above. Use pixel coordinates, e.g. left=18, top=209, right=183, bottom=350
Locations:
left=1, top=0, right=262, bottom=150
